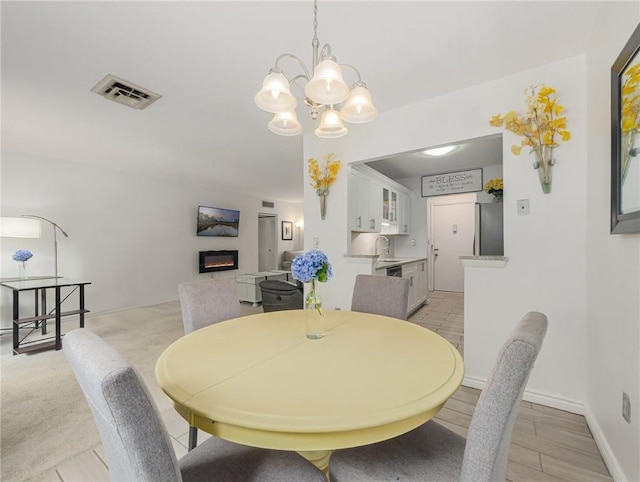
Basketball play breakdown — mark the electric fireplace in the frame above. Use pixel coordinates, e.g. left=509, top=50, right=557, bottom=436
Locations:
left=199, top=250, right=238, bottom=273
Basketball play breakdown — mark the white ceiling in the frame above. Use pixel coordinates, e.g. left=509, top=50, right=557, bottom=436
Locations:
left=1, top=1, right=605, bottom=203
left=366, top=134, right=503, bottom=181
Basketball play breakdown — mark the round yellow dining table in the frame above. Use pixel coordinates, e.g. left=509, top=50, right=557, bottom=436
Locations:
left=155, top=309, right=464, bottom=479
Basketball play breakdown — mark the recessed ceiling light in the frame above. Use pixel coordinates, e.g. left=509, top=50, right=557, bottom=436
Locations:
left=421, top=145, right=459, bottom=157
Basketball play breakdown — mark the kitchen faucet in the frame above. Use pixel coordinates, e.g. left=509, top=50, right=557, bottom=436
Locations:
left=374, top=235, right=390, bottom=256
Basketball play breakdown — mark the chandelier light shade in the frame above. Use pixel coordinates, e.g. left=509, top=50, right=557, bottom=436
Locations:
left=315, top=107, right=348, bottom=138
left=304, top=59, right=350, bottom=106
left=254, top=71, right=297, bottom=113
left=340, top=84, right=378, bottom=123
left=255, top=0, right=377, bottom=138
left=268, top=111, right=303, bottom=136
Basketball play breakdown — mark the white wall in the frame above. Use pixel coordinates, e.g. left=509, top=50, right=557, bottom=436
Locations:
left=0, top=150, right=301, bottom=322
left=305, top=53, right=590, bottom=411
left=302, top=7, right=640, bottom=476
left=585, top=3, right=640, bottom=481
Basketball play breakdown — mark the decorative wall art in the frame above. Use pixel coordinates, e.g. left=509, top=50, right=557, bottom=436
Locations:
left=421, top=169, right=483, bottom=197
left=197, top=206, right=240, bottom=237
left=308, top=152, right=341, bottom=220
left=490, top=84, right=571, bottom=194
left=281, top=221, right=293, bottom=240
left=611, top=23, right=640, bottom=234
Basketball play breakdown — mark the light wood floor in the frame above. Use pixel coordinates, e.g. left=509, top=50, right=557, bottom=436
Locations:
left=411, top=291, right=613, bottom=482
left=51, top=292, right=613, bottom=482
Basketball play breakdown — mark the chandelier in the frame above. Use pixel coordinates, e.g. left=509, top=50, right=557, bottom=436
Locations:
left=254, top=0, right=377, bottom=138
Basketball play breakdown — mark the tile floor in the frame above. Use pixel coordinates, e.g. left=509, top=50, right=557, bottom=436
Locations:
left=50, top=292, right=612, bottom=481
left=411, top=291, right=612, bottom=482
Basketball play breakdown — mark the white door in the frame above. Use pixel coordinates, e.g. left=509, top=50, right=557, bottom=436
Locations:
left=431, top=203, right=475, bottom=292
left=258, top=214, right=277, bottom=271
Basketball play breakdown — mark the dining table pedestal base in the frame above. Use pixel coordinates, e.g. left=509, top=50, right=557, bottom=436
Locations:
left=298, top=449, right=333, bottom=481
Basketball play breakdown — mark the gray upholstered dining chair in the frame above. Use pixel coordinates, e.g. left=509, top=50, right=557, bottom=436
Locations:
left=178, top=278, right=240, bottom=334
left=329, top=311, right=548, bottom=482
left=177, top=277, right=241, bottom=449
left=350, top=274, right=410, bottom=320
left=63, top=329, right=325, bottom=482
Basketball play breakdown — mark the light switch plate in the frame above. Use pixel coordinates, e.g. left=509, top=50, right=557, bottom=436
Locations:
left=517, top=199, right=530, bottom=216
left=312, top=237, right=319, bottom=248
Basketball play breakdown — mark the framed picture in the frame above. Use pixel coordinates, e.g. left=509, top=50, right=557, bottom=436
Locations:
left=281, top=220, right=293, bottom=240
left=611, top=23, right=640, bottom=234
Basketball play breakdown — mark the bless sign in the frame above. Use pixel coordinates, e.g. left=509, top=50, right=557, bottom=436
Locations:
left=421, top=168, right=483, bottom=197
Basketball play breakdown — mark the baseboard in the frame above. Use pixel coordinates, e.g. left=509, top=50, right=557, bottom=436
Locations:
left=463, top=375, right=584, bottom=414
left=463, top=375, right=627, bottom=480
left=584, top=404, right=626, bottom=481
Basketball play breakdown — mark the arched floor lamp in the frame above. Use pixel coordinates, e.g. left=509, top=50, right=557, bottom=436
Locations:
left=0, top=215, right=68, bottom=278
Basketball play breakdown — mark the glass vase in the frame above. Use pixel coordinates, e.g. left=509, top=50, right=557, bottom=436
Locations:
left=532, top=145, right=554, bottom=194
left=18, top=262, right=27, bottom=279
left=317, top=189, right=328, bottom=220
left=305, top=279, right=323, bottom=339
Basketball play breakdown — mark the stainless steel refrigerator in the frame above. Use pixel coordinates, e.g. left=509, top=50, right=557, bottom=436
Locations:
left=474, top=203, right=504, bottom=256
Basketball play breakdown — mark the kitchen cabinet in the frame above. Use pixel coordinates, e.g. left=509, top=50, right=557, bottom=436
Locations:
left=382, top=187, right=398, bottom=225
left=372, top=258, right=428, bottom=315
left=402, top=262, right=417, bottom=312
left=349, top=168, right=381, bottom=233
left=368, top=179, right=382, bottom=232
left=415, top=259, right=427, bottom=306
left=397, top=191, right=411, bottom=235
left=401, top=259, right=427, bottom=315
left=349, top=165, right=410, bottom=235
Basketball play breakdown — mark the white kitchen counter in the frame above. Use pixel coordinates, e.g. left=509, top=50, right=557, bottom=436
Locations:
left=375, top=257, right=428, bottom=270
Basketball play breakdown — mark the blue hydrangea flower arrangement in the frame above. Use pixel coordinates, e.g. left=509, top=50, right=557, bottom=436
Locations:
left=291, top=250, right=332, bottom=317
left=291, top=249, right=332, bottom=283
left=12, top=249, right=33, bottom=264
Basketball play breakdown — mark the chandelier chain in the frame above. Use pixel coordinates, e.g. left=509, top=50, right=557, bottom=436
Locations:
left=313, top=0, right=318, bottom=42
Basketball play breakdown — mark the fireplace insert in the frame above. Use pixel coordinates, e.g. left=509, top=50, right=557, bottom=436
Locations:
left=199, top=250, right=238, bottom=273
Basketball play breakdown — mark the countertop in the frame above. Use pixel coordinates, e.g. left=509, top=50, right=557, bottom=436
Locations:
left=374, top=257, right=428, bottom=270
left=343, top=254, right=428, bottom=270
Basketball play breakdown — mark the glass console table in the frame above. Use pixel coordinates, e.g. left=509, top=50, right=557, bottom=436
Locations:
left=0, top=277, right=91, bottom=355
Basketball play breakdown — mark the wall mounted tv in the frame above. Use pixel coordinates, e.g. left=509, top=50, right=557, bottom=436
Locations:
left=197, top=206, right=240, bottom=237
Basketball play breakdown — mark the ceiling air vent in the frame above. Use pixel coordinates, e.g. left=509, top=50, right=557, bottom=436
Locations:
left=91, top=74, right=161, bottom=110
left=262, top=201, right=275, bottom=209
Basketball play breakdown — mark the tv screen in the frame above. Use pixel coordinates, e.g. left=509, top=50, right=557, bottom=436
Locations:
left=197, top=206, right=240, bottom=237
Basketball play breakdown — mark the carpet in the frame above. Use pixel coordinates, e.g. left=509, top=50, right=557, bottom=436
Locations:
left=0, top=301, right=191, bottom=482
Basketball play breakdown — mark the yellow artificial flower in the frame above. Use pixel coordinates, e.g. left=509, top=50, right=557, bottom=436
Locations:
left=483, top=178, right=504, bottom=194
left=489, top=84, right=571, bottom=156
left=308, top=152, right=341, bottom=193
left=489, top=114, right=504, bottom=127
left=621, top=61, right=640, bottom=134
